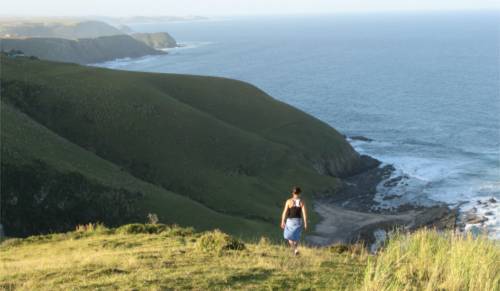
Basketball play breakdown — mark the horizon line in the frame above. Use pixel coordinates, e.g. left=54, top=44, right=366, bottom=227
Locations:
left=1, top=8, right=499, bottom=19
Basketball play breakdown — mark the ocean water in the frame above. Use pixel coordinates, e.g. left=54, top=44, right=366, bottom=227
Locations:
left=96, top=12, right=500, bottom=238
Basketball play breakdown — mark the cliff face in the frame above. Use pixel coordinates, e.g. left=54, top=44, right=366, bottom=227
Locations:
left=0, top=35, right=165, bottom=64
left=131, top=32, right=177, bottom=49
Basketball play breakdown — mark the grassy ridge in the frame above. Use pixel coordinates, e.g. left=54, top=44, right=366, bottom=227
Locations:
left=0, top=225, right=497, bottom=290
left=0, top=102, right=276, bottom=237
left=0, top=35, right=164, bottom=64
left=1, top=56, right=362, bottom=237
left=0, top=224, right=368, bottom=290
left=0, top=20, right=124, bottom=39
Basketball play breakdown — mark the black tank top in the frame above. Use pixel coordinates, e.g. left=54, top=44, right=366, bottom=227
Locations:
left=286, top=199, right=302, bottom=218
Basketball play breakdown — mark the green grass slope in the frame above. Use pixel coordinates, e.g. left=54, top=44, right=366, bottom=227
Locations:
left=0, top=225, right=497, bottom=290
left=0, top=20, right=124, bottom=39
left=0, top=35, right=164, bottom=64
left=1, top=102, right=276, bottom=237
left=1, top=56, right=363, bottom=238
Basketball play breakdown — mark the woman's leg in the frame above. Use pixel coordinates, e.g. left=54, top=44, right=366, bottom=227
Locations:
left=293, top=241, right=299, bottom=255
left=288, top=240, right=299, bottom=254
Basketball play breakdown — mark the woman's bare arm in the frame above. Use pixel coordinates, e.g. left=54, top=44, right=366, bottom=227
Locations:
left=301, top=201, right=308, bottom=230
left=280, top=200, right=289, bottom=229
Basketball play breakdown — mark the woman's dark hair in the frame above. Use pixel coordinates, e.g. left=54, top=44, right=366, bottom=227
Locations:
left=292, top=186, right=301, bottom=194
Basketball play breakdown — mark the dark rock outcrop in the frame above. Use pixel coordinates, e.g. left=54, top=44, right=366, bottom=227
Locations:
left=350, top=135, right=373, bottom=142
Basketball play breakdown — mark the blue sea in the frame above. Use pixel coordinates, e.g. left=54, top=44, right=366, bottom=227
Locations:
left=96, top=11, right=500, bottom=237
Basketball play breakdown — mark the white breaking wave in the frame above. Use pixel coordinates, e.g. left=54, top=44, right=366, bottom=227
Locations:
left=90, top=41, right=214, bottom=69
left=348, top=137, right=500, bottom=239
left=160, top=41, right=213, bottom=53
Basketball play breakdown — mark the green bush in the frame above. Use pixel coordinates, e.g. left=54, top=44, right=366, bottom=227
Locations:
left=114, top=223, right=194, bottom=236
left=328, top=244, right=350, bottom=254
left=116, top=223, right=170, bottom=234
left=75, top=223, right=110, bottom=234
left=162, top=226, right=195, bottom=237
left=258, top=236, right=272, bottom=246
left=0, top=238, right=23, bottom=248
left=197, top=229, right=245, bottom=253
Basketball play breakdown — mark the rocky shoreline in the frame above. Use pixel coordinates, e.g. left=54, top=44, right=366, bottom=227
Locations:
left=458, top=198, right=497, bottom=235
left=307, top=153, right=458, bottom=247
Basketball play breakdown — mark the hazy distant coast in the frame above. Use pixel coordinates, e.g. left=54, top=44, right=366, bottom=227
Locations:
left=0, top=19, right=179, bottom=64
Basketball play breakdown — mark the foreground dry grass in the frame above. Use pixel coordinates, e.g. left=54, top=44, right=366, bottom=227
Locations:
left=363, top=229, right=500, bottom=291
left=0, top=225, right=498, bottom=290
left=0, top=224, right=366, bottom=290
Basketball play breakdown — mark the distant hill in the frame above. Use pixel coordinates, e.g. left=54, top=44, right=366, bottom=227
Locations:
left=117, top=24, right=134, bottom=34
left=104, top=15, right=208, bottom=24
left=1, top=56, right=366, bottom=237
left=0, top=20, right=124, bottom=39
left=132, top=32, right=177, bottom=49
left=0, top=35, right=165, bottom=64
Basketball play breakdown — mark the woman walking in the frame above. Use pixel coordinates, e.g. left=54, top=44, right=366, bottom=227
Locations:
left=280, top=186, right=307, bottom=255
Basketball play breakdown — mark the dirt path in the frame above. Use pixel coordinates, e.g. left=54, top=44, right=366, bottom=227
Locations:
left=306, top=203, right=418, bottom=245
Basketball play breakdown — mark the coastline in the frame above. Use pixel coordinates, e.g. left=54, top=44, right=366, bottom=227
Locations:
left=307, top=152, right=458, bottom=246
left=92, top=15, right=499, bottom=240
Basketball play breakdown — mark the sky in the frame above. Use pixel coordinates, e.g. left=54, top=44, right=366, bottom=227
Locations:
left=5, top=0, right=499, bottom=17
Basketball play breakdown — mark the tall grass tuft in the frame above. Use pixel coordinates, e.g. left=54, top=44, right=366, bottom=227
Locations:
left=75, top=222, right=108, bottom=233
left=362, top=228, right=500, bottom=291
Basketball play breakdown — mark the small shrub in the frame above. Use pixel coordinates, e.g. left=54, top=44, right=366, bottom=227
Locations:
left=329, top=244, right=350, bottom=254
left=0, top=238, right=23, bottom=248
left=163, top=226, right=195, bottom=237
left=143, top=224, right=169, bottom=234
left=196, top=229, right=245, bottom=254
left=147, top=213, right=159, bottom=225
left=116, top=223, right=168, bottom=234
left=115, top=223, right=195, bottom=237
left=349, top=243, right=367, bottom=256
left=75, top=223, right=109, bottom=234
left=116, top=223, right=146, bottom=234
left=258, top=236, right=271, bottom=246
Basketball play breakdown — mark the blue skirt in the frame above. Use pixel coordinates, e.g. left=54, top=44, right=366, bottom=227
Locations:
left=284, top=218, right=302, bottom=241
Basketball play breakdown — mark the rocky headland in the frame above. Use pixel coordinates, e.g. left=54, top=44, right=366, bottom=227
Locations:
left=0, top=20, right=176, bottom=64
left=131, top=32, right=178, bottom=49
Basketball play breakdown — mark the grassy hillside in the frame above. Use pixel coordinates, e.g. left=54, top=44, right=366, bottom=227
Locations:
left=0, top=225, right=497, bottom=290
left=0, top=35, right=164, bottom=64
left=1, top=56, right=364, bottom=238
left=0, top=20, right=124, bottom=39
left=0, top=102, right=276, bottom=237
